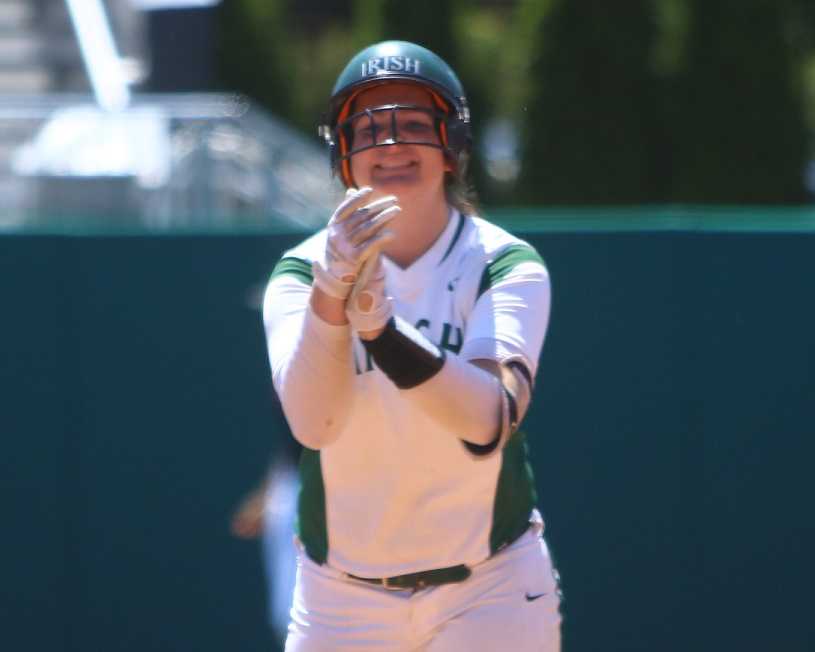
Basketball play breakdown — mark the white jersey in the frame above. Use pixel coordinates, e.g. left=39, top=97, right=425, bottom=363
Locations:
left=263, top=209, right=551, bottom=578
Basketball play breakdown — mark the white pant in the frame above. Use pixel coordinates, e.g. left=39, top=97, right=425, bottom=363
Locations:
left=284, top=523, right=562, bottom=652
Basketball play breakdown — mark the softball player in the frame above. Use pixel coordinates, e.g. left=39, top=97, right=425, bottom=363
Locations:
left=263, top=40, right=561, bottom=651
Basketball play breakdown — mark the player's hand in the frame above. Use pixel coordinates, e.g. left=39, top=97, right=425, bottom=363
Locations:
left=230, top=489, right=266, bottom=539
left=346, top=252, right=392, bottom=338
left=312, top=187, right=399, bottom=300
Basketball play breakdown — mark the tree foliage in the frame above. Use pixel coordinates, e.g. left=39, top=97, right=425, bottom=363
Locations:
left=378, top=0, right=459, bottom=71
left=215, top=0, right=293, bottom=118
left=672, top=0, right=808, bottom=203
left=517, top=0, right=662, bottom=204
left=216, top=0, right=815, bottom=206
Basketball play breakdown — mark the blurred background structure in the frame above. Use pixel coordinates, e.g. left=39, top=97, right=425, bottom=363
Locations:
left=2, top=0, right=815, bottom=230
left=0, top=0, right=338, bottom=231
left=2, top=2, right=814, bottom=652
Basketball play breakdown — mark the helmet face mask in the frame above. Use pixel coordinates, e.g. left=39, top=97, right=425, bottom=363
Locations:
left=320, top=41, right=471, bottom=187
left=334, top=103, right=448, bottom=161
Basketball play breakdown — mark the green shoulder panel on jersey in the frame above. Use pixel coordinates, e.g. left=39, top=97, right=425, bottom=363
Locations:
left=476, top=244, right=545, bottom=299
left=489, top=430, right=537, bottom=555
left=270, top=256, right=314, bottom=286
left=297, top=448, right=328, bottom=564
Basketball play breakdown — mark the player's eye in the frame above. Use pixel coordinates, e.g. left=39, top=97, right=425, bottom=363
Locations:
left=400, top=118, right=436, bottom=143
left=353, top=123, right=377, bottom=145
left=404, top=121, right=432, bottom=133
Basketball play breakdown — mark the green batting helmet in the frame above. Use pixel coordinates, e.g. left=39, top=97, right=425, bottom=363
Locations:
left=318, top=40, right=472, bottom=187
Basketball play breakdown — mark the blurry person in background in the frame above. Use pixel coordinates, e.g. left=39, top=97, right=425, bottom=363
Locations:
left=231, top=430, right=301, bottom=645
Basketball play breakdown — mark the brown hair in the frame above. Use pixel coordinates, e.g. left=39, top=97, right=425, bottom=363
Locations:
left=445, top=151, right=479, bottom=216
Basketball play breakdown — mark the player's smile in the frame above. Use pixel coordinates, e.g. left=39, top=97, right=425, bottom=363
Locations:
left=371, top=156, right=420, bottom=184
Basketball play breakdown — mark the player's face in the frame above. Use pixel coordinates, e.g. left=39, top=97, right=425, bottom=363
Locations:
left=348, top=83, right=447, bottom=198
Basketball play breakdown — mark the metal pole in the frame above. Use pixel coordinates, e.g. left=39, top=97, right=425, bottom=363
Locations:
left=64, top=0, right=130, bottom=111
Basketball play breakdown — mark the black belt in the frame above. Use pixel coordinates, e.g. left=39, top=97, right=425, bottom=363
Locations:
left=347, top=564, right=472, bottom=591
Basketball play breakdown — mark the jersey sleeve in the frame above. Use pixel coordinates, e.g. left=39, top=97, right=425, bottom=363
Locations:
left=263, top=257, right=314, bottom=388
left=459, top=244, right=551, bottom=379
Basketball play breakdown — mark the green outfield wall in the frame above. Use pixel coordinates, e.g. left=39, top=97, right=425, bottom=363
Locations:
left=2, top=215, right=814, bottom=652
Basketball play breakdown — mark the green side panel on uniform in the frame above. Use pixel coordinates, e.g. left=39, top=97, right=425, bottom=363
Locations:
left=477, top=244, right=545, bottom=299
left=296, top=448, right=328, bottom=564
left=489, top=430, right=538, bottom=555
left=270, top=256, right=313, bottom=285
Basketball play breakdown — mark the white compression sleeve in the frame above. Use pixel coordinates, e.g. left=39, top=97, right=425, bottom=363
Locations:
left=402, top=352, right=504, bottom=449
left=264, top=280, right=355, bottom=449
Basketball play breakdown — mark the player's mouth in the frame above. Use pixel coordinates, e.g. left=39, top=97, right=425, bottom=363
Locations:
left=372, top=160, right=419, bottom=183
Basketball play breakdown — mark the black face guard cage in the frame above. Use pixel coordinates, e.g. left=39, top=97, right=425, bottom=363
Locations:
left=320, top=104, right=454, bottom=162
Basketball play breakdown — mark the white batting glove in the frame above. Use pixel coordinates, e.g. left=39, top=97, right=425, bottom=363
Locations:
left=345, top=252, right=393, bottom=334
left=312, top=187, right=400, bottom=300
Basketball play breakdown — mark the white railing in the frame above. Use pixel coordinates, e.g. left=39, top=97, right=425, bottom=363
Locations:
left=0, top=93, right=342, bottom=233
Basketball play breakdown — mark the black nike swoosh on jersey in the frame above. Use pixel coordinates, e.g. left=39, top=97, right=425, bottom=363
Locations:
left=525, top=592, right=547, bottom=602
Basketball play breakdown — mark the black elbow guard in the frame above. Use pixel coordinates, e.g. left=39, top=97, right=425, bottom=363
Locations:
left=462, top=386, right=518, bottom=456
left=361, top=316, right=446, bottom=389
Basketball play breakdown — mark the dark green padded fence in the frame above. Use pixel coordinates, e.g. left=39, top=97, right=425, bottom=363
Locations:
left=2, top=215, right=813, bottom=652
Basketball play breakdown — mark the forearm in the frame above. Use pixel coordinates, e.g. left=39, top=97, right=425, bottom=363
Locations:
left=274, top=303, right=355, bottom=449
left=404, top=353, right=503, bottom=446
left=360, top=316, right=504, bottom=447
